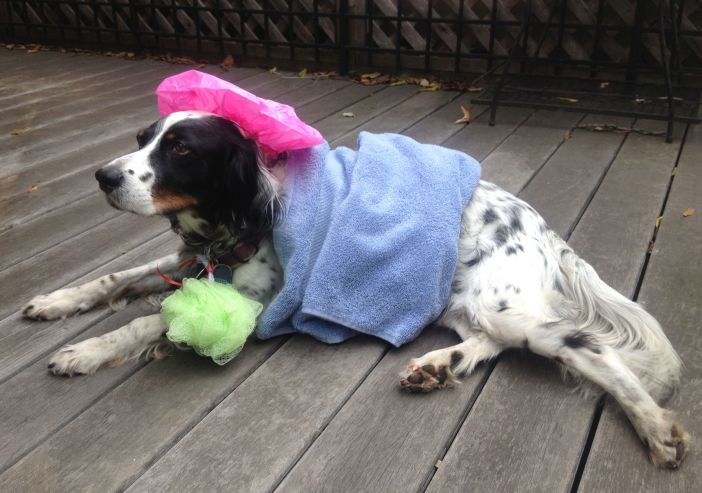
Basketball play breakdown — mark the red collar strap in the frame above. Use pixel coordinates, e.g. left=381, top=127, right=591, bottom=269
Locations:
left=156, top=233, right=267, bottom=287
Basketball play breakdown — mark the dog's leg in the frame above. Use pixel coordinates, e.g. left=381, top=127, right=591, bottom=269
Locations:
left=527, top=322, right=689, bottom=469
left=48, top=314, right=169, bottom=375
left=22, top=253, right=183, bottom=320
left=400, top=332, right=503, bottom=393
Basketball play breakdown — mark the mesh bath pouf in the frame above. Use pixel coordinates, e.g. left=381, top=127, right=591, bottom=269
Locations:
left=161, top=278, right=262, bottom=365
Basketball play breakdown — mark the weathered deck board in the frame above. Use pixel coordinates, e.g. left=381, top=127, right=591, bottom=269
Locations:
left=313, top=84, right=419, bottom=142
left=425, top=120, right=684, bottom=493
left=578, top=122, right=702, bottom=492
left=442, top=105, right=535, bottom=162
left=0, top=301, right=153, bottom=470
left=403, top=93, right=480, bottom=144
left=480, top=110, right=584, bottom=195
left=0, top=50, right=697, bottom=492
left=519, top=115, right=634, bottom=237
left=0, top=338, right=285, bottom=492
left=331, top=90, right=459, bottom=148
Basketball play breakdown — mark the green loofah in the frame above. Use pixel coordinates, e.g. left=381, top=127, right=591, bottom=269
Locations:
left=161, top=278, right=262, bottom=365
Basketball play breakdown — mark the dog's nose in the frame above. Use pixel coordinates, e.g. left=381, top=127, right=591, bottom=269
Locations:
left=95, top=167, right=124, bottom=193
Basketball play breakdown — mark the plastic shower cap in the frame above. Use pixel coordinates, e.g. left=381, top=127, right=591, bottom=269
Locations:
left=156, top=70, right=324, bottom=157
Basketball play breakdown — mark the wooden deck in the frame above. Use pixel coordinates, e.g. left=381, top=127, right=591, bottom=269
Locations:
left=0, top=50, right=700, bottom=493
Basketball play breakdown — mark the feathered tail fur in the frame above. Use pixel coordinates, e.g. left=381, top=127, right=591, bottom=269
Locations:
left=549, top=232, right=682, bottom=403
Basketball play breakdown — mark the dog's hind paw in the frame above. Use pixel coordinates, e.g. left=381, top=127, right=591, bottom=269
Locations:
left=646, top=412, right=690, bottom=470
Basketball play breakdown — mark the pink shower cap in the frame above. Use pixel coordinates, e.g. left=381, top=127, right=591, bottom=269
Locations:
left=156, top=70, right=324, bottom=157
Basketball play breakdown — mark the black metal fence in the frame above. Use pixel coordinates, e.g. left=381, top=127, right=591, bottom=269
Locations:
left=2, top=1, right=702, bottom=81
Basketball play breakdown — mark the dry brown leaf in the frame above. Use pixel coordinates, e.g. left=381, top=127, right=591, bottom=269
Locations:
left=419, top=78, right=431, bottom=88
left=297, top=68, right=308, bottom=77
left=342, top=112, right=355, bottom=118
left=196, top=64, right=205, bottom=69
left=655, top=216, right=663, bottom=229
left=390, top=79, right=408, bottom=86
left=454, top=105, right=471, bottom=124
left=361, top=72, right=381, bottom=80
left=27, top=184, right=38, bottom=193
left=467, top=86, right=482, bottom=93
left=682, top=208, right=695, bottom=218
left=11, top=127, right=28, bottom=136
left=556, top=97, right=579, bottom=103
left=599, top=82, right=610, bottom=89
left=269, top=66, right=278, bottom=74
left=311, top=71, right=336, bottom=80
left=220, top=54, right=235, bottom=70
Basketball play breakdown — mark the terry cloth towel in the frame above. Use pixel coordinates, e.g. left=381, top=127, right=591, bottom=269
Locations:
left=256, top=132, right=481, bottom=347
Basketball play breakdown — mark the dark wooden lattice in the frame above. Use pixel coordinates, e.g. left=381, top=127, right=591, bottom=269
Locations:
left=3, top=0, right=701, bottom=75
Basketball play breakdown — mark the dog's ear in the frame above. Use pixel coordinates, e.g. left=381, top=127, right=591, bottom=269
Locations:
left=136, top=121, right=158, bottom=149
left=216, top=132, right=275, bottom=241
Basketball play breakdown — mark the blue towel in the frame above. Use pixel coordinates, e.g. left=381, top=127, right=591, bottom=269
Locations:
left=256, top=132, right=481, bottom=347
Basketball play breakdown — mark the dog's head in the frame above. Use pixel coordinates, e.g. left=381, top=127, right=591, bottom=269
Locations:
left=95, top=111, right=277, bottom=239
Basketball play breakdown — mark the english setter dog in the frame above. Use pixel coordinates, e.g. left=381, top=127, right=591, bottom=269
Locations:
left=22, top=111, right=688, bottom=469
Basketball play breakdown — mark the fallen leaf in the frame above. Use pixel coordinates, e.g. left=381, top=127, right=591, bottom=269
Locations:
left=390, top=79, right=408, bottom=86
left=564, top=128, right=574, bottom=140
left=556, top=97, right=579, bottom=103
left=361, top=72, right=381, bottom=80
left=599, top=82, right=610, bottom=89
left=342, top=112, right=355, bottom=118
left=269, top=66, right=278, bottom=74
left=126, top=52, right=135, bottom=58
left=419, top=78, right=431, bottom=88
left=422, top=81, right=441, bottom=92
left=11, top=127, right=28, bottom=136
left=297, top=68, right=308, bottom=77
left=27, top=184, right=38, bottom=193
left=311, top=71, right=336, bottom=80
left=220, top=54, right=235, bottom=70
left=196, top=64, right=205, bottom=69
left=467, top=86, right=482, bottom=93
left=5, top=43, right=15, bottom=49
left=655, top=216, right=663, bottom=229
left=682, top=208, right=695, bottom=218
left=454, top=105, right=471, bottom=124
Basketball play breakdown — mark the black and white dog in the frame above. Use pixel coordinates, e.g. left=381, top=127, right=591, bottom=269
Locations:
left=22, top=111, right=688, bottom=468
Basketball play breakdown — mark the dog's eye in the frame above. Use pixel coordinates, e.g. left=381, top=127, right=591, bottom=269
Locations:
left=173, top=141, right=190, bottom=155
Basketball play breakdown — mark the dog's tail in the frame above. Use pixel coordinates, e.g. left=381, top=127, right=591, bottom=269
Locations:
left=549, top=233, right=681, bottom=403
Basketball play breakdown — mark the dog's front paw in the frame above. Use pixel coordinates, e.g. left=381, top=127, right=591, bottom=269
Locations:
left=48, top=338, right=112, bottom=376
left=22, top=288, right=91, bottom=320
left=646, top=411, right=689, bottom=470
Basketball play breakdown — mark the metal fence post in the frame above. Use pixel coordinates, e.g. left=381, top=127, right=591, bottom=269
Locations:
left=338, top=0, right=350, bottom=75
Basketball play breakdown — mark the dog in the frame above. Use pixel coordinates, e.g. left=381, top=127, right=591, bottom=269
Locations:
left=22, top=110, right=688, bottom=469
